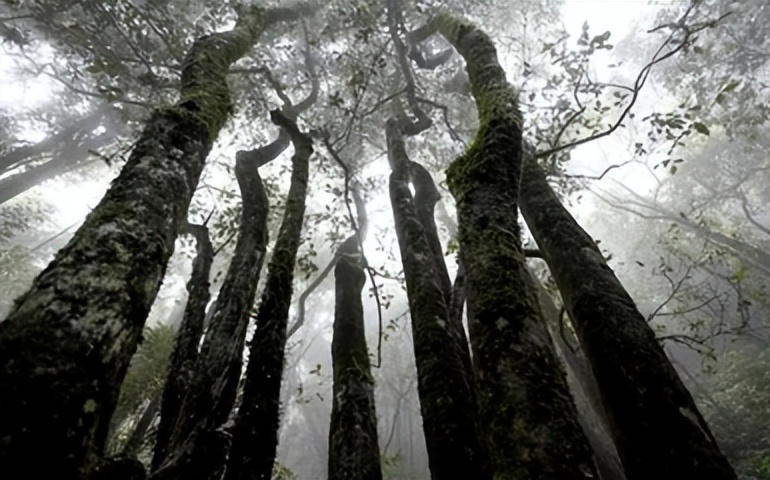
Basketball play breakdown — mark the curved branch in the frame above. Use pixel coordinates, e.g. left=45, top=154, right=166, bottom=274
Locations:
left=536, top=8, right=731, bottom=159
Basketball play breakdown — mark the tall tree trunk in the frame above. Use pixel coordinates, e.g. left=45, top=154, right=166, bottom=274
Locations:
left=121, top=393, right=162, bottom=460
left=225, top=111, right=312, bottom=480
left=327, top=235, right=382, bottom=480
left=152, top=223, right=214, bottom=470
left=0, top=6, right=309, bottom=479
left=387, top=117, right=491, bottom=480
left=530, top=268, right=627, bottom=480
left=409, top=159, right=477, bottom=403
left=518, top=156, right=737, bottom=480
left=152, top=157, right=269, bottom=480
left=429, top=13, right=598, bottom=478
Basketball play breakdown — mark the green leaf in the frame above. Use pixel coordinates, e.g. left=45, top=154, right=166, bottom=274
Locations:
left=720, top=80, right=740, bottom=93
left=693, top=122, right=710, bottom=136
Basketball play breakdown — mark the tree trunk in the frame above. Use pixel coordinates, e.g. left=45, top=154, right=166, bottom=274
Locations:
left=122, top=393, right=162, bottom=459
left=225, top=111, right=312, bottom=480
left=0, top=7, right=309, bottom=479
left=152, top=223, right=214, bottom=470
left=518, top=155, right=737, bottom=480
left=430, top=13, right=598, bottom=478
left=387, top=117, right=491, bottom=480
left=327, top=235, right=383, bottom=480
left=530, top=269, right=627, bottom=480
left=152, top=157, right=269, bottom=480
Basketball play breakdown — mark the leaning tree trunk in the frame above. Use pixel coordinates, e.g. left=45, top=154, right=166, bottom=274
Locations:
left=428, top=13, right=598, bottom=478
left=0, top=6, right=309, bottom=479
left=387, top=117, right=491, bottom=480
left=529, top=268, right=626, bottom=480
left=151, top=153, right=269, bottom=480
left=327, top=235, right=382, bottom=480
left=152, top=223, right=214, bottom=470
left=518, top=156, right=737, bottom=480
left=225, top=111, right=312, bottom=480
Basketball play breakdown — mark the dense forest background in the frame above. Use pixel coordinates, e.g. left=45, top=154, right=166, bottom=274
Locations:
left=0, top=0, right=767, bottom=479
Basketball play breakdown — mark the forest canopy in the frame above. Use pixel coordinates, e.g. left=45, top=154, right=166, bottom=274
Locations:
left=0, top=0, right=767, bottom=479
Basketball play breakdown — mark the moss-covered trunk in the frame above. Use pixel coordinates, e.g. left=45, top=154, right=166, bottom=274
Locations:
left=519, top=156, right=737, bottom=479
left=0, top=7, right=310, bottom=478
left=327, top=235, right=382, bottom=480
left=225, top=111, right=312, bottom=480
left=151, top=156, right=269, bottom=480
left=430, top=13, right=598, bottom=478
left=152, top=223, right=214, bottom=470
left=387, top=117, right=490, bottom=480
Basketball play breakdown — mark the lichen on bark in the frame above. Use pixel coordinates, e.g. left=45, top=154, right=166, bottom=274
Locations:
left=0, top=6, right=312, bottom=478
left=387, top=117, right=491, bottom=480
left=327, top=236, right=382, bottom=480
left=519, top=156, right=737, bottom=480
left=430, top=12, right=598, bottom=478
left=225, top=110, right=313, bottom=480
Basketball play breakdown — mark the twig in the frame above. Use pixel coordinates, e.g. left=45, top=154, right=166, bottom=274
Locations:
left=536, top=6, right=731, bottom=159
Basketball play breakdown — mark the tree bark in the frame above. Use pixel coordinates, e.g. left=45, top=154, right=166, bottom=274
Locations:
left=387, top=117, right=491, bottom=480
left=122, top=392, right=162, bottom=459
left=529, top=269, right=627, bottom=480
left=152, top=157, right=269, bottom=480
left=152, top=223, right=214, bottom=470
left=409, top=159, right=477, bottom=405
left=0, top=6, right=309, bottom=479
left=327, top=235, right=382, bottom=480
left=225, top=111, right=312, bottom=480
left=519, top=155, right=737, bottom=480
left=430, top=13, right=598, bottom=478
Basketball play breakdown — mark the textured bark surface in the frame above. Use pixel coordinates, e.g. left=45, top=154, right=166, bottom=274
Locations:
left=530, top=269, right=626, bottom=480
left=152, top=223, right=214, bottom=470
left=409, top=159, right=477, bottom=404
left=327, top=236, right=382, bottom=480
left=152, top=159, right=269, bottom=480
left=387, top=118, right=490, bottom=480
left=432, top=13, right=598, bottom=479
left=519, top=157, right=737, bottom=480
left=0, top=7, right=309, bottom=479
left=226, top=112, right=312, bottom=480
left=0, top=106, right=210, bottom=480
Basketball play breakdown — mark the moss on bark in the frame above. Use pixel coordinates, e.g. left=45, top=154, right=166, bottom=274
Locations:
left=387, top=118, right=491, bottom=480
left=153, top=223, right=213, bottom=470
left=225, top=112, right=312, bottom=480
left=0, top=7, right=311, bottom=479
left=152, top=156, right=269, bottom=480
left=433, top=13, right=598, bottom=479
left=327, top=236, right=382, bottom=480
left=0, top=107, right=209, bottom=480
left=519, top=156, right=737, bottom=480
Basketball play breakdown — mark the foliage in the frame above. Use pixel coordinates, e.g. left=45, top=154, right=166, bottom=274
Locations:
left=271, top=462, right=297, bottom=480
left=0, top=0, right=766, bottom=478
left=695, top=345, right=770, bottom=479
left=112, top=324, right=176, bottom=431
